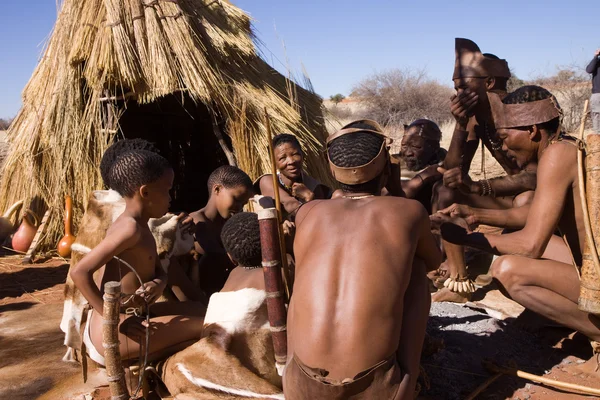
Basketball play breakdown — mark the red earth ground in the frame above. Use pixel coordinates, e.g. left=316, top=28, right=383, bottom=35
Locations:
left=0, top=256, right=598, bottom=399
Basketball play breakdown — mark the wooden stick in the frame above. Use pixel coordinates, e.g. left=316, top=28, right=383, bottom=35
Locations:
left=464, top=373, right=502, bottom=400
left=257, top=208, right=288, bottom=376
left=486, top=361, right=600, bottom=396
left=211, top=115, right=237, bottom=167
left=103, top=282, right=129, bottom=400
left=22, top=209, right=52, bottom=264
left=264, top=108, right=292, bottom=300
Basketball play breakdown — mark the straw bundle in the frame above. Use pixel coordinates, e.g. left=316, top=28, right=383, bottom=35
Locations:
left=0, top=0, right=331, bottom=251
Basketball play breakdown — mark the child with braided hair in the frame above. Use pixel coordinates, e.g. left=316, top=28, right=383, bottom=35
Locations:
left=70, top=149, right=205, bottom=364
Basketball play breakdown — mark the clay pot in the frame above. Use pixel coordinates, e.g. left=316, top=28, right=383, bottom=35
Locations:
left=0, top=200, right=24, bottom=243
left=57, top=195, right=76, bottom=258
left=11, top=209, right=39, bottom=253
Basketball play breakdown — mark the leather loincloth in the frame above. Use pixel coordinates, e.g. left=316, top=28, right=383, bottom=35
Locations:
left=283, top=353, right=404, bottom=400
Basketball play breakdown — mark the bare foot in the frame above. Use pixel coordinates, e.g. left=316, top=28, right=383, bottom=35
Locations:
left=431, top=287, right=471, bottom=303
left=428, top=261, right=450, bottom=289
left=474, top=274, right=493, bottom=287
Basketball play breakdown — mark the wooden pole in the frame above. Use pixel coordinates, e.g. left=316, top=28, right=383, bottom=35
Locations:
left=264, top=109, right=292, bottom=299
left=103, top=281, right=129, bottom=400
left=485, top=361, right=600, bottom=396
left=257, top=208, right=288, bottom=376
left=22, top=209, right=52, bottom=264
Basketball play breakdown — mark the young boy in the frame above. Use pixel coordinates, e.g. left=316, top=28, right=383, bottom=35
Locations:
left=70, top=149, right=204, bottom=363
left=189, top=165, right=254, bottom=296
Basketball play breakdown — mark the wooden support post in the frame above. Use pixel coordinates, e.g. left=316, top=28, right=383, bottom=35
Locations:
left=22, top=209, right=52, bottom=264
left=257, top=208, right=288, bottom=376
left=103, top=281, right=129, bottom=400
left=211, top=115, right=237, bottom=167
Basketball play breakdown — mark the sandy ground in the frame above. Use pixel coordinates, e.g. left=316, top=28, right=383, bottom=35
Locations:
left=0, top=256, right=598, bottom=399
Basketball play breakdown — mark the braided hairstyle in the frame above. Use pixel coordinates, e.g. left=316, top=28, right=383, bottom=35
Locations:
left=328, top=128, right=385, bottom=193
left=221, top=212, right=262, bottom=268
left=109, top=149, right=172, bottom=197
left=273, top=133, right=303, bottom=153
left=502, top=85, right=561, bottom=133
left=100, top=139, right=159, bottom=188
left=207, top=165, right=253, bottom=195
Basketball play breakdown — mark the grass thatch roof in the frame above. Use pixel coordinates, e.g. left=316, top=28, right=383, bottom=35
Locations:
left=0, top=0, right=331, bottom=251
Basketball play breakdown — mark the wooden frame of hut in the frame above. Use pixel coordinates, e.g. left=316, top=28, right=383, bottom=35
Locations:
left=0, top=0, right=331, bottom=250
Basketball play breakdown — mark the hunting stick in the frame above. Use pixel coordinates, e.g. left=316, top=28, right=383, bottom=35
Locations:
left=257, top=208, right=288, bottom=376
left=264, top=108, right=292, bottom=300
left=577, top=100, right=600, bottom=276
left=103, top=281, right=129, bottom=400
left=485, top=360, right=600, bottom=396
left=22, top=209, right=52, bottom=264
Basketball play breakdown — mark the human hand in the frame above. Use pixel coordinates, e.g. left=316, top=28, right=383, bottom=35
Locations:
left=440, top=222, right=470, bottom=245
left=282, top=220, right=296, bottom=237
left=292, top=183, right=315, bottom=202
left=438, top=203, right=478, bottom=228
left=595, top=49, right=600, bottom=57
left=430, top=212, right=472, bottom=235
left=437, top=167, right=480, bottom=195
left=176, top=212, right=195, bottom=235
left=450, top=89, right=478, bottom=128
left=136, top=280, right=166, bottom=304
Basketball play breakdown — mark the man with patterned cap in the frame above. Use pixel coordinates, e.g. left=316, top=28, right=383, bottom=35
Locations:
left=394, top=119, right=447, bottom=213
left=283, top=120, right=441, bottom=399
left=435, top=85, right=600, bottom=375
left=431, top=38, right=537, bottom=303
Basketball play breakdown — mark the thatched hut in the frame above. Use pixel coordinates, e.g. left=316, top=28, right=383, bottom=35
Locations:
left=0, top=0, right=331, bottom=250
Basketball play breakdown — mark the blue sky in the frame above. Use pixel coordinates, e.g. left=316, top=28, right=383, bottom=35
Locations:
left=1, top=0, right=598, bottom=118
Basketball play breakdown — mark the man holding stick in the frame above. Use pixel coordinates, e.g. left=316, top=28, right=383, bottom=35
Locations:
left=283, top=121, right=441, bottom=398
left=435, top=86, right=600, bottom=375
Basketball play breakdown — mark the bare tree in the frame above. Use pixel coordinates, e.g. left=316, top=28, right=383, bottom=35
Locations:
left=0, top=117, right=14, bottom=130
left=351, top=68, right=453, bottom=127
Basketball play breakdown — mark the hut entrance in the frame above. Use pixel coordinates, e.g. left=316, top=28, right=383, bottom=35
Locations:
left=118, top=94, right=232, bottom=212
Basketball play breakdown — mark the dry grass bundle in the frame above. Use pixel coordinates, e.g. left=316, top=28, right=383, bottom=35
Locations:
left=0, top=0, right=330, bottom=250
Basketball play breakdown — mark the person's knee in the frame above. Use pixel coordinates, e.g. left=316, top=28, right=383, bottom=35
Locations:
left=513, top=191, right=534, bottom=208
left=490, top=256, right=522, bottom=289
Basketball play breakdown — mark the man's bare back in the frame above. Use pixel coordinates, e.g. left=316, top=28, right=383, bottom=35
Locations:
left=289, top=196, right=440, bottom=380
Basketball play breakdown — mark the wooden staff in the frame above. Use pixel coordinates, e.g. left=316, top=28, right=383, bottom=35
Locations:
left=576, top=100, right=600, bottom=314
left=258, top=208, right=288, bottom=376
left=264, top=108, right=292, bottom=299
left=484, top=361, right=600, bottom=397
left=103, top=281, right=129, bottom=400
left=22, top=209, right=51, bottom=264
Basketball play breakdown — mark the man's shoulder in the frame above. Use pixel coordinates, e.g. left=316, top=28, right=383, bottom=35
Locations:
left=539, top=139, right=578, bottom=176
left=108, top=215, right=143, bottom=243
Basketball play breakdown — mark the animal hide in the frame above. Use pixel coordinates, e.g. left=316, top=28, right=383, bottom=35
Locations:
left=160, top=288, right=283, bottom=399
left=60, top=190, right=194, bottom=363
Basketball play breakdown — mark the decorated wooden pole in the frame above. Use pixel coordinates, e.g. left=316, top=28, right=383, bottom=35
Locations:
left=258, top=208, right=288, bottom=376
left=264, top=108, right=292, bottom=299
left=578, top=100, right=600, bottom=315
left=103, top=281, right=129, bottom=400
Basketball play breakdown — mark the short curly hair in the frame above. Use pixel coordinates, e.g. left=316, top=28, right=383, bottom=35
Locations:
left=109, top=149, right=172, bottom=197
left=100, top=139, right=159, bottom=188
left=273, top=133, right=302, bottom=153
left=207, top=165, right=253, bottom=195
left=327, top=130, right=385, bottom=193
left=220, top=212, right=262, bottom=269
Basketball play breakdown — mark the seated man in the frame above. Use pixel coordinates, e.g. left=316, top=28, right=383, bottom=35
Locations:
left=394, top=119, right=446, bottom=213
left=190, top=165, right=254, bottom=297
left=161, top=212, right=283, bottom=398
left=256, top=133, right=332, bottom=219
left=432, top=38, right=536, bottom=302
left=284, top=121, right=441, bottom=398
left=439, top=85, right=600, bottom=374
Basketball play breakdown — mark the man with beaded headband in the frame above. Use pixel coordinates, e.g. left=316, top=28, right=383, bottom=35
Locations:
left=283, top=121, right=441, bottom=399
left=435, top=85, right=600, bottom=375
left=431, top=38, right=537, bottom=302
